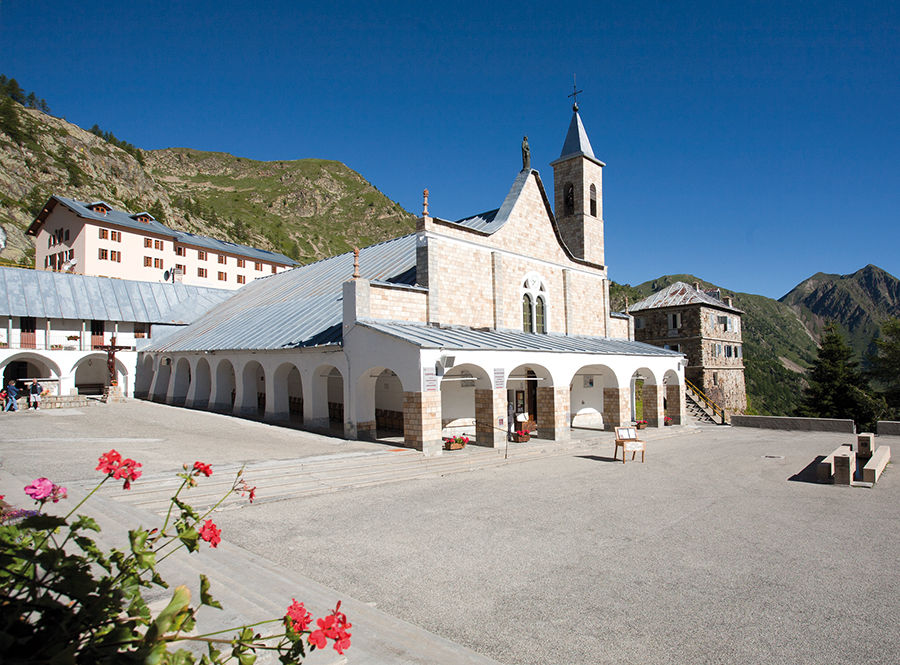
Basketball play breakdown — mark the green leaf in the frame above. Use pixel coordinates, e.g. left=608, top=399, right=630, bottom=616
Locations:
left=21, top=514, right=67, bottom=531
left=199, top=574, right=223, bottom=609
left=71, top=514, right=101, bottom=532
left=177, top=526, right=199, bottom=553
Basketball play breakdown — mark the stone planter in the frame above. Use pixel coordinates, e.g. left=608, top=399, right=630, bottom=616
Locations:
left=444, top=439, right=467, bottom=451
left=513, top=433, right=531, bottom=443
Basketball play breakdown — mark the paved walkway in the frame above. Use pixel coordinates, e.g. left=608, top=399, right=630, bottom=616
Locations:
left=3, top=401, right=897, bottom=664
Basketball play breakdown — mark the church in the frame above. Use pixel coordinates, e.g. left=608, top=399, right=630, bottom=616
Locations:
left=138, top=107, right=686, bottom=454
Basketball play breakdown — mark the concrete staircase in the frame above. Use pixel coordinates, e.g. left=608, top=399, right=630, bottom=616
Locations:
left=683, top=381, right=726, bottom=425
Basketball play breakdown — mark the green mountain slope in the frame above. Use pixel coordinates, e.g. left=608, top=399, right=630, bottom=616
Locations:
left=612, top=274, right=820, bottom=415
left=0, top=98, right=414, bottom=266
left=779, top=264, right=900, bottom=359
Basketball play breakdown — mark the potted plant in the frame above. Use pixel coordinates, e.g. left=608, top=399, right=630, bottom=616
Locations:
left=443, top=435, right=469, bottom=450
left=635, top=420, right=648, bottom=430
left=513, top=429, right=530, bottom=443
left=664, top=416, right=673, bottom=426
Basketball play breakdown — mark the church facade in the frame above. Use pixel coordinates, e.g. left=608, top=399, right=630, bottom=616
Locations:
left=139, top=109, right=686, bottom=454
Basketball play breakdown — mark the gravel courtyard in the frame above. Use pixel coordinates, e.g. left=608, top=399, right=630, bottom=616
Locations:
left=1, top=402, right=898, bottom=664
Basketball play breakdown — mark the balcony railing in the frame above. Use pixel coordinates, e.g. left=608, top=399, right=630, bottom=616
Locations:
left=0, top=334, right=136, bottom=352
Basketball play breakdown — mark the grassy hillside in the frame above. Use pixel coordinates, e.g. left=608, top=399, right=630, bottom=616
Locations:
left=0, top=98, right=414, bottom=267
left=612, top=274, right=820, bottom=415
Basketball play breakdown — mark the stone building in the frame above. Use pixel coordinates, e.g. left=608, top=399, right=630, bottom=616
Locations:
left=629, top=281, right=747, bottom=413
left=27, top=196, right=296, bottom=289
left=137, top=108, right=687, bottom=454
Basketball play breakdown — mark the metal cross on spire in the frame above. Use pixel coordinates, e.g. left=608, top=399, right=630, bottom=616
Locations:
left=568, top=74, right=583, bottom=112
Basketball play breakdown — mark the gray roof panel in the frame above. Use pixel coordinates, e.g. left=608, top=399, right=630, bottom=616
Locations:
left=145, top=234, right=418, bottom=352
left=0, top=267, right=230, bottom=323
left=359, top=321, right=682, bottom=356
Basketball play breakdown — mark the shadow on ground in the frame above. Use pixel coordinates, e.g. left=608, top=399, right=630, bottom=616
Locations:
left=788, top=455, right=827, bottom=484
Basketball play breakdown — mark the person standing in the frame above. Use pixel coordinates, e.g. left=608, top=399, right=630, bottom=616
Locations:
left=5, top=379, right=19, bottom=412
left=29, top=379, right=43, bottom=410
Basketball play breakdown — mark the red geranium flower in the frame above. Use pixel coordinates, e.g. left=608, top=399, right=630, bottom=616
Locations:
left=308, top=601, right=351, bottom=654
left=96, top=449, right=122, bottom=474
left=96, top=450, right=142, bottom=489
left=199, top=519, right=222, bottom=548
left=285, top=599, right=312, bottom=633
left=192, top=461, right=213, bottom=477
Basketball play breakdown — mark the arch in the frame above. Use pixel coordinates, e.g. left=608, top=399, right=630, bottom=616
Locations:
left=212, top=359, right=236, bottom=411
left=664, top=369, right=683, bottom=425
left=72, top=353, right=128, bottom=396
left=1, top=352, right=62, bottom=384
left=564, top=182, right=575, bottom=216
left=589, top=183, right=597, bottom=217
left=629, top=367, right=660, bottom=424
left=440, top=363, right=491, bottom=441
left=135, top=354, right=155, bottom=399
left=171, top=357, right=191, bottom=406
left=272, top=362, right=303, bottom=422
left=569, top=363, right=617, bottom=430
left=507, top=363, right=553, bottom=436
left=356, top=366, right=405, bottom=441
left=190, top=357, right=212, bottom=410
left=311, top=364, right=344, bottom=434
left=239, top=360, right=266, bottom=417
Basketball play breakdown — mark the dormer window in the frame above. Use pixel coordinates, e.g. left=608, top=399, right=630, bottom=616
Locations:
left=131, top=212, right=154, bottom=223
left=89, top=201, right=111, bottom=215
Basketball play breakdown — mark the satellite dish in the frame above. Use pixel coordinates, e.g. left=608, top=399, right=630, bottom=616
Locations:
left=0, top=225, right=6, bottom=252
left=163, top=270, right=171, bottom=281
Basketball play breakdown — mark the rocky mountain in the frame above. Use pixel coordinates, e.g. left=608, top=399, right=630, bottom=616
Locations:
left=0, top=98, right=414, bottom=266
left=779, top=265, right=900, bottom=359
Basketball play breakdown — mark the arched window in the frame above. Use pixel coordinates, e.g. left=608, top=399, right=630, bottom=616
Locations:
left=521, top=274, right=548, bottom=334
left=535, top=296, right=546, bottom=333
left=589, top=184, right=597, bottom=217
left=522, top=294, right=533, bottom=332
left=564, top=183, right=575, bottom=217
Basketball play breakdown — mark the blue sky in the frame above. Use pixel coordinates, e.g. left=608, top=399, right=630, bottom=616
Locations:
left=2, top=0, right=897, bottom=298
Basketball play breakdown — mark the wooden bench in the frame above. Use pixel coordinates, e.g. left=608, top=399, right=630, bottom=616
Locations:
left=816, top=444, right=852, bottom=482
left=862, top=446, right=891, bottom=484
left=614, top=426, right=645, bottom=464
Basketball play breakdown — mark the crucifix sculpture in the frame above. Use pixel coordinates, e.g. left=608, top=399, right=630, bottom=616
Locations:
left=96, top=335, right=130, bottom=386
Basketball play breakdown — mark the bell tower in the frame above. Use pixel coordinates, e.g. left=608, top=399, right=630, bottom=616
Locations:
left=550, top=99, right=606, bottom=266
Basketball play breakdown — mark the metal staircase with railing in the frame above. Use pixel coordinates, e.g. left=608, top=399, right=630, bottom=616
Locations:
left=684, top=379, right=728, bottom=425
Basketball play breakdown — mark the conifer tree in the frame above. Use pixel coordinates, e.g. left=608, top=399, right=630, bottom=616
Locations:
left=800, top=324, right=885, bottom=429
left=867, top=318, right=900, bottom=417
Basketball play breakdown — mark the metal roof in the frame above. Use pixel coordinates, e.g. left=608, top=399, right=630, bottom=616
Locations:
left=0, top=267, right=231, bottom=324
left=145, top=234, right=419, bottom=352
left=628, top=281, right=742, bottom=313
left=558, top=110, right=596, bottom=161
left=359, top=321, right=682, bottom=356
left=33, top=197, right=297, bottom=265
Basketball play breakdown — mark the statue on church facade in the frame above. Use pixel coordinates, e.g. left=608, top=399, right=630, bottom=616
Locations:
left=521, top=136, right=530, bottom=171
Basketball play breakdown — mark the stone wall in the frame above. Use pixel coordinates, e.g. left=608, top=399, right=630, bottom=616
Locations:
left=731, top=415, right=855, bottom=433
left=402, top=390, right=443, bottom=456
left=876, top=421, right=900, bottom=436
left=368, top=283, right=428, bottom=323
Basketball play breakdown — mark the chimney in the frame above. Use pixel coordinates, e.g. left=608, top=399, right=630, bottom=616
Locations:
left=724, top=295, right=733, bottom=307
left=693, top=282, right=701, bottom=291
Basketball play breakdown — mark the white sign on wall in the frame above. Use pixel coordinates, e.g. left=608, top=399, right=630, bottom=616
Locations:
left=493, top=368, right=505, bottom=390
left=423, top=367, right=438, bottom=392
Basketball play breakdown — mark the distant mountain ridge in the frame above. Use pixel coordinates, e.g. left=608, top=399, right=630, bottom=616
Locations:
left=0, top=98, right=415, bottom=266
left=779, top=264, right=900, bottom=358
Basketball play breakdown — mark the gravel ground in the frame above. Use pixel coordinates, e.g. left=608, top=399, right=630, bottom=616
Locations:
left=2, top=402, right=898, bottom=664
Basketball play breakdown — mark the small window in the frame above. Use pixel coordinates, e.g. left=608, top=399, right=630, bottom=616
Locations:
left=635, top=317, right=645, bottom=330
left=255, top=261, right=262, bottom=271
left=175, top=263, right=186, bottom=273
left=589, top=184, right=597, bottom=217
left=154, top=258, right=164, bottom=269
left=98, top=248, right=108, bottom=260
left=522, top=294, right=533, bottom=332
left=237, top=258, right=245, bottom=268
left=64, top=229, right=70, bottom=241
left=271, top=265, right=277, bottom=274
left=21, top=316, right=36, bottom=334
left=725, top=346, right=733, bottom=358
left=99, top=228, right=108, bottom=239
left=535, top=296, right=546, bottom=334
left=668, top=312, right=682, bottom=330
left=218, top=271, right=226, bottom=281
left=154, top=239, right=163, bottom=250
left=144, top=238, right=153, bottom=248
left=713, top=372, right=719, bottom=386
left=113, top=231, right=121, bottom=242
left=198, top=250, right=207, bottom=260
left=144, top=256, right=152, bottom=267
left=110, top=250, right=121, bottom=262
left=218, top=254, right=226, bottom=264
left=236, top=274, right=246, bottom=284
left=198, top=267, right=207, bottom=278
left=134, top=323, right=147, bottom=339
left=564, top=183, right=575, bottom=216
left=175, top=246, right=186, bottom=256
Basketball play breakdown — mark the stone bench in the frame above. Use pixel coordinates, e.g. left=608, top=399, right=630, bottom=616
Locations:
left=816, top=444, right=852, bottom=482
left=862, top=446, right=891, bottom=484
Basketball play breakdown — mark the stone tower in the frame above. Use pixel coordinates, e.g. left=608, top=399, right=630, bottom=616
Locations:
left=550, top=107, right=606, bottom=266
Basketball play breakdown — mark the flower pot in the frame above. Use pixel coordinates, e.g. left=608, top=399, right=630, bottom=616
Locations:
left=635, top=423, right=647, bottom=430
left=513, top=434, right=530, bottom=443
left=444, top=440, right=467, bottom=450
